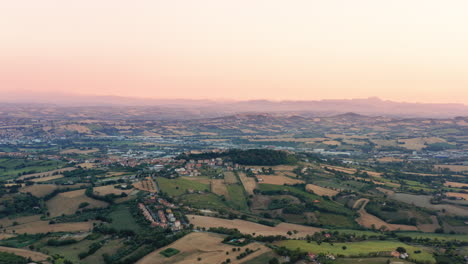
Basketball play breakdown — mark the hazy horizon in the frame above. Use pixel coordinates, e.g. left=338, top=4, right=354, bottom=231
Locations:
left=1, top=1, right=468, bottom=104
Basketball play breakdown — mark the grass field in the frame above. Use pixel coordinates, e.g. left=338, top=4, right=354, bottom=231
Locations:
left=395, top=232, right=468, bottom=242
left=226, top=184, right=249, bottom=211
left=106, top=205, right=142, bottom=232
left=276, top=240, right=435, bottom=263
left=258, top=184, right=353, bottom=217
left=0, top=158, right=68, bottom=180
left=334, top=257, right=412, bottom=264
left=156, top=177, right=209, bottom=196
left=181, top=193, right=230, bottom=211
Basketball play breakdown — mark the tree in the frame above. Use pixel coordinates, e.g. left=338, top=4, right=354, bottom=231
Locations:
left=396, top=247, right=406, bottom=254
left=269, top=258, right=280, bottom=264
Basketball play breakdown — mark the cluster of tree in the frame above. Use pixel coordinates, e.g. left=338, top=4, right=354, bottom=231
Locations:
left=177, top=149, right=298, bottom=165
left=0, top=252, right=30, bottom=264
left=0, top=193, right=43, bottom=218
left=47, top=238, right=78, bottom=246
left=84, top=187, right=127, bottom=204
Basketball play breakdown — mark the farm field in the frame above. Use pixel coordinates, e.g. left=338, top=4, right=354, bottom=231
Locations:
left=276, top=240, right=435, bottom=263
left=16, top=167, right=75, bottom=180
left=390, top=193, right=468, bottom=216
left=224, top=171, right=238, bottom=184
left=226, top=184, right=249, bottom=211
left=436, top=164, right=468, bottom=172
left=0, top=246, right=50, bottom=262
left=257, top=174, right=304, bottom=185
left=0, top=215, right=41, bottom=228
left=444, top=181, right=468, bottom=188
left=446, top=192, right=468, bottom=200
left=335, top=257, right=412, bottom=264
left=238, top=172, right=257, bottom=195
left=46, top=189, right=108, bottom=217
left=156, top=177, right=208, bottom=196
left=93, top=185, right=134, bottom=196
left=19, top=184, right=58, bottom=197
left=0, top=158, right=68, bottom=180
left=305, top=184, right=339, bottom=196
left=107, top=205, right=142, bottom=232
left=187, top=215, right=322, bottom=238
left=137, top=232, right=271, bottom=264
left=4, top=220, right=95, bottom=234
left=133, top=177, right=158, bottom=193
left=211, top=179, right=229, bottom=197
left=395, top=232, right=468, bottom=242
left=60, top=148, right=99, bottom=154
left=31, top=174, right=64, bottom=182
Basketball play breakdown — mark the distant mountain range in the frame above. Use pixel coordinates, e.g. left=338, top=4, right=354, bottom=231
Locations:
left=0, top=91, right=467, bottom=119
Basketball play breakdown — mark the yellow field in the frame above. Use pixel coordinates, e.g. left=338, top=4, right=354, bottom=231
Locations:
left=436, top=165, right=468, bottom=172
left=224, top=171, right=238, bottom=184
left=60, top=148, right=99, bottom=154
left=238, top=172, right=257, bottom=195
left=398, top=137, right=447, bottom=151
left=377, top=157, right=404, bottom=163
left=46, top=189, right=108, bottom=217
left=4, top=221, right=96, bottom=234
left=188, top=215, right=322, bottom=238
left=20, top=184, right=57, bottom=197
left=0, top=215, right=42, bottom=228
left=138, top=232, right=271, bottom=264
left=134, top=177, right=157, bottom=192
left=0, top=246, right=49, bottom=262
left=305, top=184, right=339, bottom=196
left=93, top=185, right=134, bottom=196
left=257, top=175, right=304, bottom=185
left=211, top=179, right=229, bottom=197
left=31, top=175, right=64, bottom=182
left=444, top=181, right=468, bottom=188
left=446, top=192, right=468, bottom=200
left=77, top=162, right=98, bottom=169
left=17, top=167, right=76, bottom=180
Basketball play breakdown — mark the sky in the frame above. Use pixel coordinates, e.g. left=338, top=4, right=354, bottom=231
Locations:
left=1, top=0, right=467, bottom=104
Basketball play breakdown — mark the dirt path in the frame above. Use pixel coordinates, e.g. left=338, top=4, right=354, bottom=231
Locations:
left=355, top=199, right=418, bottom=231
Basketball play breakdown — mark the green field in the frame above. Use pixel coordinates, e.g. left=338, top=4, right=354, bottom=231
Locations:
left=159, top=247, right=180, bottom=257
left=0, top=157, right=66, bottom=179
left=107, top=205, right=142, bottom=232
left=334, top=257, right=413, bottom=264
left=156, top=177, right=209, bottom=196
left=328, top=229, right=381, bottom=237
left=243, top=251, right=277, bottom=264
left=181, top=193, right=230, bottom=211
left=258, top=184, right=353, bottom=216
left=226, top=184, right=249, bottom=211
left=39, top=237, right=103, bottom=263
left=277, top=240, right=435, bottom=263
left=395, top=232, right=468, bottom=242
left=314, top=212, right=359, bottom=229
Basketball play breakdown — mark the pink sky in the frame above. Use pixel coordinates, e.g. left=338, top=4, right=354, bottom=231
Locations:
left=1, top=0, right=467, bottom=104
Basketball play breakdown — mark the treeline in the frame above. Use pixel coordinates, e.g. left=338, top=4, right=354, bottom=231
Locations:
left=177, top=149, right=298, bottom=165
left=84, top=187, right=127, bottom=204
